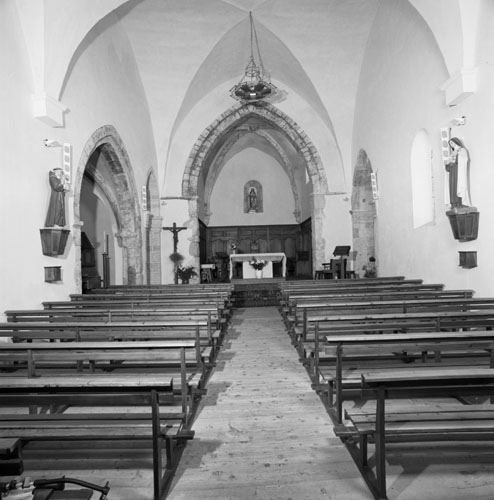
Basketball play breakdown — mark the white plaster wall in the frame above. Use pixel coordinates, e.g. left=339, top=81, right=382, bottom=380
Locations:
left=0, top=2, right=66, bottom=316
left=353, top=0, right=494, bottom=295
left=60, top=16, right=157, bottom=288
left=208, top=148, right=297, bottom=226
left=0, top=5, right=157, bottom=313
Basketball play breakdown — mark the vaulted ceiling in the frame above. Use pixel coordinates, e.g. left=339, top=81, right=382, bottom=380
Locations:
left=17, top=0, right=477, bottom=195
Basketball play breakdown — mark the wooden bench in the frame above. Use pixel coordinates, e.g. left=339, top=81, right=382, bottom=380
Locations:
left=337, top=367, right=494, bottom=500
left=42, top=298, right=231, bottom=324
left=295, top=309, right=494, bottom=349
left=280, top=282, right=447, bottom=308
left=0, top=340, right=205, bottom=419
left=103, top=283, right=234, bottom=291
left=286, top=296, right=493, bottom=332
left=0, top=318, right=224, bottom=361
left=280, top=289, right=475, bottom=323
left=72, top=290, right=232, bottom=303
left=315, top=331, right=494, bottom=423
left=6, top=307, right=229, bottom=338
left=0, top=374, right=194, bottom=500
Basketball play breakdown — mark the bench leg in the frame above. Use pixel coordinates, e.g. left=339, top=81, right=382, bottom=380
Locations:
left=360, top=435, right=368, bottom=467
left=375, top=389, right=387, bottom=499
left=165, top=435, right=174, bottom=470
left=151, top=390, right=163, bottom=500
left=328, top=381, right=334, bottom=407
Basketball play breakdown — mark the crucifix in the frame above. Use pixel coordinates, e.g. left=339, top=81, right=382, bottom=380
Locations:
left=163, top=222, right=187, bottom=284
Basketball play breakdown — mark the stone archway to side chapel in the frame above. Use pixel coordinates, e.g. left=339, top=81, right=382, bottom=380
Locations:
left=351, top=149, right=377, bottom=276
left=182, top=102, right=330, bottom=274
left=73, top=125, right=143, bottom=289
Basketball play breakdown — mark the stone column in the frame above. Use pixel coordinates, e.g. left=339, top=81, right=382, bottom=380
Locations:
left=350, top=209, right=376, bottom=276
left=146, top=214, right=163, bottom=284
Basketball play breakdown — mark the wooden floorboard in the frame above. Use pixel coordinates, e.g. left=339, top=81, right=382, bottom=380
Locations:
left=8, top=306, right=494, bottom=499
left=166, top=307, right=371, bottom=500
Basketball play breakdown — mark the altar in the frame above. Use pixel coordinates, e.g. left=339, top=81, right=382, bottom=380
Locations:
left=229, top=253, right=286, bottom=280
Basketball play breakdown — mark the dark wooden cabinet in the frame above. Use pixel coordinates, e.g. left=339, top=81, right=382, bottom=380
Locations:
left=200, top=220, right=312, bottom=278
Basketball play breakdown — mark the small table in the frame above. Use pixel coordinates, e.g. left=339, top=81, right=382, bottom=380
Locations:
left=200, top=264, right=215, bottom=283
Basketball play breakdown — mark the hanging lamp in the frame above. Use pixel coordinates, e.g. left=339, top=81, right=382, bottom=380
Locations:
left=230, top=12, right=278, bottom=102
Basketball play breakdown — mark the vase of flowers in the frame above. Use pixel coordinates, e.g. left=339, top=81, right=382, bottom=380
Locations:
left=176, top=265, right=198, bottom=284
left=249, top=258, right=266, bottom=279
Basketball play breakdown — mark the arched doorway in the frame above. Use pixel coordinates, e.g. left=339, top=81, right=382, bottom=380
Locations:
left=351, top=149, right=377, bottom=276
left=73, top=125, right=143, bottom=290
left=182, top=102, right=330, bottom=278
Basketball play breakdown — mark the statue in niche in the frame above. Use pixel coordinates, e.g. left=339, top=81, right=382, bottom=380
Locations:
left=248, top=187, right=258, bottom=213
left=45, top=168, right=70, bottom=227
left=445, top=137, right=471, bottom=210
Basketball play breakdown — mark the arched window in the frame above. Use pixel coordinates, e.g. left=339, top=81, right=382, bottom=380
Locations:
left=410, top=130, right=434, bottom=228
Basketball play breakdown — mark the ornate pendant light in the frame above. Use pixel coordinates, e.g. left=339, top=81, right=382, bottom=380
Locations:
left=230, top=12, right=278, bottom=102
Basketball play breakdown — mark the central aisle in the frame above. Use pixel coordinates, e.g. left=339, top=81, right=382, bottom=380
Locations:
left=167, top=307, right=372, bottom=500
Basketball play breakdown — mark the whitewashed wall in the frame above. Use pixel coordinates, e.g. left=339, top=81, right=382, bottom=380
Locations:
left=353, top=0, right=494, bottom=295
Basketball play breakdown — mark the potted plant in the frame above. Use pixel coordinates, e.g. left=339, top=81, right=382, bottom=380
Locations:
left=362, top=256, right=377, bottom=278
left=176, top=265, right=198, bottom=284
left=169, top=252, right=184, bottom=284
left=249, top=257, right=266, bottom=279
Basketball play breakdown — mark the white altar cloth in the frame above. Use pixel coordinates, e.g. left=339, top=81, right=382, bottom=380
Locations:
left=229, top=253, right=286, bottom=279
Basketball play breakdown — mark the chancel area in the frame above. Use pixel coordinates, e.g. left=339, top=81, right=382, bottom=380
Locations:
left=2, top=1, right=494, bottom=499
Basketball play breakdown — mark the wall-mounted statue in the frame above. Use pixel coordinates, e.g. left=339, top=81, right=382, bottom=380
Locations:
left=244, top=180, right=263, bottom=213
left=445, top=137, right=471, bottom=209
left=45, top=168, right=70, bottom=227
left=248, top=187, right=258, bottom=212
left=444, top=137, right=479, bottom=242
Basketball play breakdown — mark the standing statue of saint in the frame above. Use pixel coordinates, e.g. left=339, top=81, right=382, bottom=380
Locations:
left=445, top=137, right=471, bottom=209
left=248, top=187, right=258, bottom=213
left=45, top=168, right=70, bottom=227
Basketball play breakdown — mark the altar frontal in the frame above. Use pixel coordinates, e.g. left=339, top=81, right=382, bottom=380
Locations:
left=229, top=253, right=286, bottom=279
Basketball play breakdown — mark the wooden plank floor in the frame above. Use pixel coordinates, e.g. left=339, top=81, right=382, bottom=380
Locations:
left=9, top=306, right=494, bottom=499
left=166, top=307, right=371, bottom=500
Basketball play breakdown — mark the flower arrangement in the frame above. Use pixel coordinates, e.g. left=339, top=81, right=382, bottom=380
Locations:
left=249, top=258, right=266, bottom=270
left=230, top=242, right=238, bottom=253
left=176, top=265, right=197, bottom=283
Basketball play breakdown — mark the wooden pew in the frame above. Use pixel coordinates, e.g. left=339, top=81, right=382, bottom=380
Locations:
left=6, top=306, right=228, bottom=333
left=0, top=340, right=205, bottom=401
left=317, top=330, right=494, bottom=423
left=279, top=282, right=460, bottom=319
left=281, top=289, right=475, bottom=319
left=340, top=367, right=494, bottom=500
left=288, top=297, right=494, bottom=331
left=0, top=374, right=194, bottom=500
left=76, top=290, right=232, bottom=301
left=102, top=283, right=234, bottom=293
left=296, top=309, right=494, bottom=349
left=0, top=319, right=222, bottom=367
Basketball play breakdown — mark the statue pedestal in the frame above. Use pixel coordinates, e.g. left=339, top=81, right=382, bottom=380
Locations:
left=446, top=207, right=479, bottom=242
left=40, top=227, right=70, bottom=256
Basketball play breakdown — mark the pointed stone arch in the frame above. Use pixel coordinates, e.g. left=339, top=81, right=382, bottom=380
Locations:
left=351, top=149, right=377, bottom=275
left=73, top=125, right=143, bottom=288
left=182, top=101, right=330, bottom=272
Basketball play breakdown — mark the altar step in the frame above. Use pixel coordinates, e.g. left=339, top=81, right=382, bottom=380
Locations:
left=231, top=278, right=283, bottom=307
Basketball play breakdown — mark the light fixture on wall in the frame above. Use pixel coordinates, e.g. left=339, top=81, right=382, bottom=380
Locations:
left=230, top=12, right=278, bottom=102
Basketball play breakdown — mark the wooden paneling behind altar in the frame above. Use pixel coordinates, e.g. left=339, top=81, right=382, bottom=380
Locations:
left=199, top=221, right=312, bottom=279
